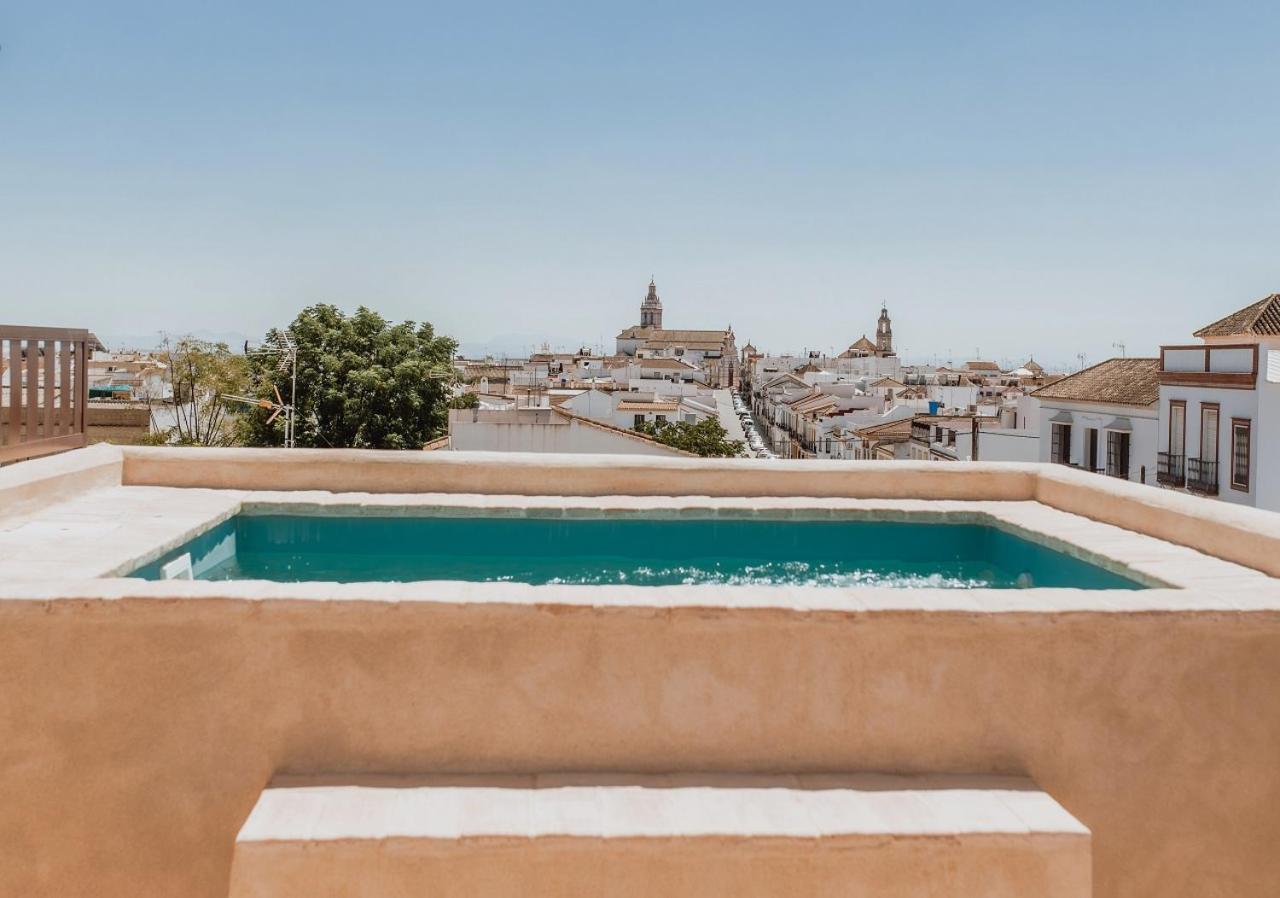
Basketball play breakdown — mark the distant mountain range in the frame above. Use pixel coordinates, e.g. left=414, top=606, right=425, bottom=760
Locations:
left=96, top=330, right=254, bottom=352
left=97, top=329, right=603, bottom=359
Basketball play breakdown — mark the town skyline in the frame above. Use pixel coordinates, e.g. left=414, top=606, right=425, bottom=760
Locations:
left=84, top=273, right=1226, bottom=375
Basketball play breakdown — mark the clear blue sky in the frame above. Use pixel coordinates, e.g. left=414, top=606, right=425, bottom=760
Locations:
left=1, top=1, right=1277, bottom=368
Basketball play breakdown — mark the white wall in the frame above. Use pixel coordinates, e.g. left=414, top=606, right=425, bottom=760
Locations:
left=1256, top=342, right=1280, bottom=512
left=561, top=389, right=616, bottom=423
left=1159, top=380, right=1261, bottom=507
left=928, top=383, right=980, bottom=412
left=1038, top=400, right=1159, bottom=484
left=449, top=410, right=682, bottom=456
left=979, top=429, right=1041, bottom=463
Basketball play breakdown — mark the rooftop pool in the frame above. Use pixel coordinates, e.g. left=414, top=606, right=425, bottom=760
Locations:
left=126, top=513, right=1148, bottom=589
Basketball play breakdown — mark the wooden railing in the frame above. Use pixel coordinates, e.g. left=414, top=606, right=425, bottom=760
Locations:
left=0, top=326, right=97, bottom=464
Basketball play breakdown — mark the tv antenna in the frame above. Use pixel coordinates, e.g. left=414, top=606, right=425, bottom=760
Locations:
left=238, top=330, right=299, bottom=447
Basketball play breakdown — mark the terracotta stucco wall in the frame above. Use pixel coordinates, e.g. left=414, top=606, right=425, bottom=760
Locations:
left=1, top=598, right=1277, bottom=898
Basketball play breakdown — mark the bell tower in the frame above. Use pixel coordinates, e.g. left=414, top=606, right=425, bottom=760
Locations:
left=640, top=278, right=663, bottom=329
left=875, top=305, right=894, bottom=356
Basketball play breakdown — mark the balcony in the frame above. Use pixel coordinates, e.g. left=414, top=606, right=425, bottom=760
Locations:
left=1186, top=458, right=1219, bottom=495
left=1156, top=452, right=1185, bottom=487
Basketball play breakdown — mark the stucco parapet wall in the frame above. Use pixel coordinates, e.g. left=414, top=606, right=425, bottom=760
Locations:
left=119, top=446, right=1043, bottom=499
left=0, top=441, right=123, bottom=521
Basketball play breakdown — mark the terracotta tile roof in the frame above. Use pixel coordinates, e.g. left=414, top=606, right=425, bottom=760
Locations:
left=634, top=357, right=699, bottom=370
left=1193, top=294, right=1280, bottom=338
left=837, top=335, right=877, bottom=358
left=763, top=373, right=807, bottom=390
left=618, top=327, right=732, bottom=349
left=854, top=418, right=913, bottom=440
left=1031, top=357, right=1159, bottom=407
left=965, top=360, right=1001, bottom=371
left=615, top=400, right=680, bottom=411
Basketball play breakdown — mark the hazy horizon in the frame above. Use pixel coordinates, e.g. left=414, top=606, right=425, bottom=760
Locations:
left=3, top=2, right=1277, bottom=367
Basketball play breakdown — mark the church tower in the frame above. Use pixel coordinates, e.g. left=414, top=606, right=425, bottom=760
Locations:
left=640, top=278, right=663, bottom=329
left=875, top=305, right=894, bottom=356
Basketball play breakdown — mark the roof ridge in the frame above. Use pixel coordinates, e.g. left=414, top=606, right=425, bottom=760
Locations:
left=1193, top=293, right=1280, bottom=338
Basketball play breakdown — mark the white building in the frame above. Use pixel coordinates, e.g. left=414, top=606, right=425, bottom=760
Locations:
left=1156, top=294, right=1280, bottom=510
left=445, top=406, right=688, bottom=456
left=1031, top=358, right=1160, bottom=484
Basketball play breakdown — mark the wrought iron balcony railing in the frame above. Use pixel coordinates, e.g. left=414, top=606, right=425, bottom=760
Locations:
left=1156, top=452, right=1185, bottom=487
left=1186, top=458, right=1218, bottom=495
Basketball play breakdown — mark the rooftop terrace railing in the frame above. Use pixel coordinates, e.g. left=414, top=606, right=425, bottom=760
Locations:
left=0, top=326, right=97, bottom=464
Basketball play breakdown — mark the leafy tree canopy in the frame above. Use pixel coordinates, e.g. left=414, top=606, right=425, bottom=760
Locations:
left=634, top=417, right=746, bottom=458
left=150, top=337, right=247, bottom=447
left=239, top=305, right=460, bottom=450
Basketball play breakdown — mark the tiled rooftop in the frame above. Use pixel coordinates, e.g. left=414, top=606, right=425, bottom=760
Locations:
left=1031, top=357, right=1160, bottom=406
left=1194, top=293, right=1280, bottom=337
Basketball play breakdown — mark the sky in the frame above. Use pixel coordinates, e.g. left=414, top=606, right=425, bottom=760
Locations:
left=1, top=1, right=1277, bottom=369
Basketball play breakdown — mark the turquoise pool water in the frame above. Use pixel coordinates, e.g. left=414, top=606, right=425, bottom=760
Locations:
left=127, top=514, right=1146, bottom=589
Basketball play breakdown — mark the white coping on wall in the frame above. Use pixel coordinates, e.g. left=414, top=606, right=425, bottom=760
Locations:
left=1, top=444, right=1278, bottom=613
left=237, top=774, right=1089, bottom=842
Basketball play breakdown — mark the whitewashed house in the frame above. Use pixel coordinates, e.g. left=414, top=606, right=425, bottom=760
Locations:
left=1031, top=358, right=1160, bottom=484
left=1156, top=294, right=1280, bottom=510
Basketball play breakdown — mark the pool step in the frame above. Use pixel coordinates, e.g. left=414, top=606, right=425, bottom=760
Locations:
left=229, top=774, right=1091, bottom=898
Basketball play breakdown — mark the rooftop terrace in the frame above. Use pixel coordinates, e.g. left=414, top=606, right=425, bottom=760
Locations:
left=2, top=444, right=1279, bottom=897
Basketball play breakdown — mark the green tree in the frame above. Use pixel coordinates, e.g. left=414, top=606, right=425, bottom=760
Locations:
left=151, top=337, right=248, bottom=446
left=634, top=417, right=746, bottom=458
left=239, top=305, right=460, bottom=450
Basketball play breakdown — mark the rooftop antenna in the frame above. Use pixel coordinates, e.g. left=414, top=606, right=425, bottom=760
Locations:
left=1076, top=352, right=1087, bottom=371
left=1112, top=342, right=1126, bottom=357
left=239, top=330, right=299, bottom=447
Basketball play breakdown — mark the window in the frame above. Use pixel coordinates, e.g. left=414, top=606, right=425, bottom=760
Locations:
left=1168, top=400, right=1186, bottom=458
left=1106, top=431, right=1130, bottom=479
left=634, top=414, right=645, bottom=428
left=1200, top=404, right=1219, bottom=463
left=1231, top=419, right=1251, bottom=491
left=1051, top=423, right=1072, bottom=464
left=1086, top=428, right=1099, bottom=472
left=655, top=415, right=667, bottom=424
